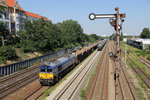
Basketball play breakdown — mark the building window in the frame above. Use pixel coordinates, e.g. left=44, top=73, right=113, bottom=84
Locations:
left=10, top=8, right=13, bottom=13
left=17, top=24, right=19, bottom=29
left=19, top=24, right=21, bottom=30
left=22, top=18, right=25, bottom=23
left=2, top=1, right=6, bottom=4
left=22, top=12, right=25, bottom=16
left=16, top=17, right=20, bottom=22
left=5, top=13, right=9, bottom=19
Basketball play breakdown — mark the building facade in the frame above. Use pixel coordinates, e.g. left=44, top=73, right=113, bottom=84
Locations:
left=0, top=0, right=48, bottom=35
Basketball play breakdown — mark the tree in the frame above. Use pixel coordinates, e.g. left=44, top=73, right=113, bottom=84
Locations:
left=19, top=19, right=62, bottom=53
left=109, top=34, right=116, bottom=41
left=0, top=5, right=6, bottom=15
left=120, top=32, right=123, bottom=41
left=140, top=28, right=150, bottom=38
left=0, top=5, right=9, bottom=46
left=0, top=22, right=10, bottom=46
left=59, top=19, right=83, bottom=47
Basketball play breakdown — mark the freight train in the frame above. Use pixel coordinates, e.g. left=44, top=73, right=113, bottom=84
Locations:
left=39, top=40, right=107, bottom=85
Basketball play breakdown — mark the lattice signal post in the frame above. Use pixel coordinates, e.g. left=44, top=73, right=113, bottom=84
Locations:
left=89, top=7, right=126, bottom=57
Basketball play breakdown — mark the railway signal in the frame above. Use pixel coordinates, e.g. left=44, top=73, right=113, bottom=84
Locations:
left=89, top=7, right=126, bottom=57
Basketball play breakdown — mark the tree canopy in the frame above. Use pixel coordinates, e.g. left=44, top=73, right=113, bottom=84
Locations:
left=0, top=18, right=100, bottom=63
left=18, top=19, right=100, bottom=53
left=140, top=28, right=150, bottom=38
left=0, top=22, right=10, bottom=46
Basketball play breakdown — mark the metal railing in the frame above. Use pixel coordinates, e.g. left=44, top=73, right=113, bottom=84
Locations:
left=0, top=49, right=70, bottom=76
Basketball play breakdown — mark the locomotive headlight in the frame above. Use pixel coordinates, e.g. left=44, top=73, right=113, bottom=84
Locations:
left=40, top=76, right=43, bottom=79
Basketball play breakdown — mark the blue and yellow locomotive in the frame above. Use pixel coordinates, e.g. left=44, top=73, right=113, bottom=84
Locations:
left=39, top=54, right=75, bottom=85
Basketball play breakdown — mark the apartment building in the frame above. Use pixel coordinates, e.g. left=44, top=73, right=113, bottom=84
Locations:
left=0, top=0, right=49, bottom=35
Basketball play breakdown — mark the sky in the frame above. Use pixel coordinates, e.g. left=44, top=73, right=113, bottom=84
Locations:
left=19, top=0, right=150, bottom=37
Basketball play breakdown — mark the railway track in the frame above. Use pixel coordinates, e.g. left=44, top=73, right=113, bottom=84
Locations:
left=121, top=51, right=150, bottom=89
left=7, top=48, right=99, bottom=100
left=128, top=59, right=150, bottom=88
left=24, top=86, right=50, bottom=100
left=138, top=57, right=150, bottom=71
left=111, top=41, right=139, bottom=100
left=83, top=41, right=109, bottom=100
left=89, top=41, right=109, bottom=100
left=0, top=67, right=39, bottom=99
left=0, top=53, right=69, bottom=99
left=115, top=61, right=137, bottom=100
left=55, top=50, right=100, bottom=100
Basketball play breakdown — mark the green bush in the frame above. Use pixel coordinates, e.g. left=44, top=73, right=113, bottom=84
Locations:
left=0, top=56, right=6, bottom=64
left=0, top=46, right=17, bottom=60
left=6, top=36, right=20, bottom=46
left=138, top=51, right=146, bottom=57
left=15, top=43, right=21, bottom=48
left=147, top=56, right=150, bottom=61
left=80, top=89, right=86, bottom=98
left=44, top=90, right=50, bottom=96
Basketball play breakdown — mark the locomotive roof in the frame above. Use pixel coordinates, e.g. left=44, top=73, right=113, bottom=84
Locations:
left=42, top=54, right=75, bottom=68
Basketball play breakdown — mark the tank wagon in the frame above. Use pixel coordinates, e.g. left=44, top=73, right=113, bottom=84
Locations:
left=127, top=39, right=150, bottom=49
left=97, top=40, right=107, bottom=51
left=39, top=41, right=104, bottom=85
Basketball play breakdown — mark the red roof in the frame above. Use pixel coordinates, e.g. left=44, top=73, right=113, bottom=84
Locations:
left=6, top=0, right=48, bottom=20
left=25, top=11, right=49, bottom=20
left=6, top=0, right=24, bottom=11
left=25, top=11, right=41, bottom=19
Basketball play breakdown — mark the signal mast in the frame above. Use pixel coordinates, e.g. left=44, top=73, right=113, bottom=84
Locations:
left=89, top=7, right=126, bottom=57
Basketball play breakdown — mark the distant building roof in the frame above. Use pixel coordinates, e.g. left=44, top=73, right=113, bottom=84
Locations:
left=25, top=11, right=41, bottom=19
left=5, top=0, right=49, bottom=20
left=6, top=0, right=24, bottom=11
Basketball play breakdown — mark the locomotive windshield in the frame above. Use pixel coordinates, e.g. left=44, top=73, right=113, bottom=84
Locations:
left=47, top=69, right=52, bottom=73
left=40, top=69, right=45, bottom=72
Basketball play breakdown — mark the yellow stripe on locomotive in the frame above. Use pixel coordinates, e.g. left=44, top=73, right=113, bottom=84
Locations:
left=39, top=73, right=53, bottom=79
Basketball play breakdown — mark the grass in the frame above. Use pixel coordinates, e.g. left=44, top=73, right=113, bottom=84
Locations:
left=80, top=88, right=86, bottom=100
left=136, top=87, right=145, bottom=100
left=121, top=42, right=150, bottom=99
left=44, top=89, right=50, bottom=97
left=80, top=68, right=97, bottom=100
left=129, top=55, right=147, bottom=72
left=39, top=50, right=97, bottom=100
left=147, top=56, right=150, bottom=61
left=121, top=42, right=148, bottom=74
left=135, top=74, right=150, bottom=100
left=121, top=42, right=150, bottom=58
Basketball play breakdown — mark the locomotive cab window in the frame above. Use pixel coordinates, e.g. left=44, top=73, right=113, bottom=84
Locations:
left=47, top=69, right=52, bottom=73
left=40, top=69, right=45, bottom=72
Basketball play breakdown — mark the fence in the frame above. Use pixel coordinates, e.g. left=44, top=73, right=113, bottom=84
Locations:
left=0, top=49, right=70, bottom=76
